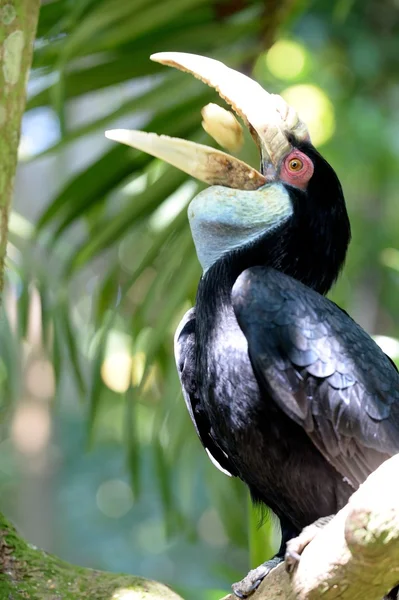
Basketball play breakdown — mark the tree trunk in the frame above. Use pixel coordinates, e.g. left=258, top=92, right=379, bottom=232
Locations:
left=0, top=0, right=40, bottom=295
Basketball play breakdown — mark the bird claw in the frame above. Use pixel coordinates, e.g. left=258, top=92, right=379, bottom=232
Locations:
left=232, top=516, right=335, bottom=596
left=285, top=515, right=334, bottom=573
left=284, top=548, right=301, bottom=574
left=232, top=556, right=283, bottom=598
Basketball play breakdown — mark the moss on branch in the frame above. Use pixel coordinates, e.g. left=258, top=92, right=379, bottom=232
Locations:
left=0, top=512, right=183, bottom=600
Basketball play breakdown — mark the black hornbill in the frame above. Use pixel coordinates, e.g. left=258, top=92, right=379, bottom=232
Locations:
left=106, top=53, right=399, bottom=598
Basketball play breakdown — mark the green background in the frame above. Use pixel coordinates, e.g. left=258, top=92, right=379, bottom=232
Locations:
left=1, top=1, right=399, bottom=598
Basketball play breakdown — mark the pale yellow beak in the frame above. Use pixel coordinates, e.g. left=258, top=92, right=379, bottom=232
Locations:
left=105, top=52, right=310, bottom=191
left=104, top=129, right=265, bottom=190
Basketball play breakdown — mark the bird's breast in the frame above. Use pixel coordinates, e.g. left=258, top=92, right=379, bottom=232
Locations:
left=202, top=306, right=263, bottom=430
left=196, top=304, right=353, bottom=528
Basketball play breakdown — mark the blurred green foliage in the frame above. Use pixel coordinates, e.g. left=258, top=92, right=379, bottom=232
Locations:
left=1, top=0, right=399, bottom=598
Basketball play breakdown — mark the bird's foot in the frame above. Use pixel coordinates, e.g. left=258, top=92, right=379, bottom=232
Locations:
left=231, top=556, right=283, bottom=598
left=285, top=515, right=334, bottom=573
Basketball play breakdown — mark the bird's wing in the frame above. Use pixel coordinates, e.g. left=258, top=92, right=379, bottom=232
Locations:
left=232, top=266, right=399, bottom=488
left=174, top=308, right=238, bottom=477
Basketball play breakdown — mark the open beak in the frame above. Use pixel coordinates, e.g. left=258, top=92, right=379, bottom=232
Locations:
left=105, top=52, right=310, bottom=191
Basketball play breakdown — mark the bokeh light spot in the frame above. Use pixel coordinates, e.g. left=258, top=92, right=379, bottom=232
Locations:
left=11, top=401, right=51, bottom=456
left=96, top=479, right=134, bottom=518
left=266, top=40, right=306, bottom=80
left=26, top=359, right=55, bottom=399
left=373, top=335, right=399, bottom=360
left=101, top=351, right=132, bottom=393
left=281, top=84, right=335, bottom=146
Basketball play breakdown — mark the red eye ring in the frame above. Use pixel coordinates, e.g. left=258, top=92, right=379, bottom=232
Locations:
left=280, top=150, right=314, bottom=190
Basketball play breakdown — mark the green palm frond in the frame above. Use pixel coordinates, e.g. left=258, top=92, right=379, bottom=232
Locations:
left=3, top=0, right=284, bottom=567
left=23, top=0, right=275, bottom=426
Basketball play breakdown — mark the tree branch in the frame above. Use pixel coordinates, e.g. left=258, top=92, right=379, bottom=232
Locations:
left=0, top=511, right=184, bottom=599
left=222, top=455, right=399, bottom=600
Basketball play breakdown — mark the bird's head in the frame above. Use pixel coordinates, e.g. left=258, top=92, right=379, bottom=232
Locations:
left=106, top=52, right=350, bottom=295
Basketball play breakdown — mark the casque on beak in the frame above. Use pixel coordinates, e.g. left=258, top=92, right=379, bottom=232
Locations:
left=105, top=52, right=310, bottom=191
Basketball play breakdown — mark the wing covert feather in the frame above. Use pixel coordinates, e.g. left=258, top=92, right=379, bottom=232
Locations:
left=232, top=267, right=399, bottom=487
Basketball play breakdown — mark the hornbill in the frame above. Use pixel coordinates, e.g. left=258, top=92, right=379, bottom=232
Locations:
left=106, top=53, right=399, bottom=598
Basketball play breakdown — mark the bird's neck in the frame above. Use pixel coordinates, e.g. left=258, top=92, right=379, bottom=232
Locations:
left=195, top=233, right=275, bottom=341
left=196, top=209, right=349, bottom=325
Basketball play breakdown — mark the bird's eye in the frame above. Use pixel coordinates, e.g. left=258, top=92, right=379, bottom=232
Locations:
left=288, top=158, right=303, bottom=171
left=281, top=150, right=314, bottom=190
